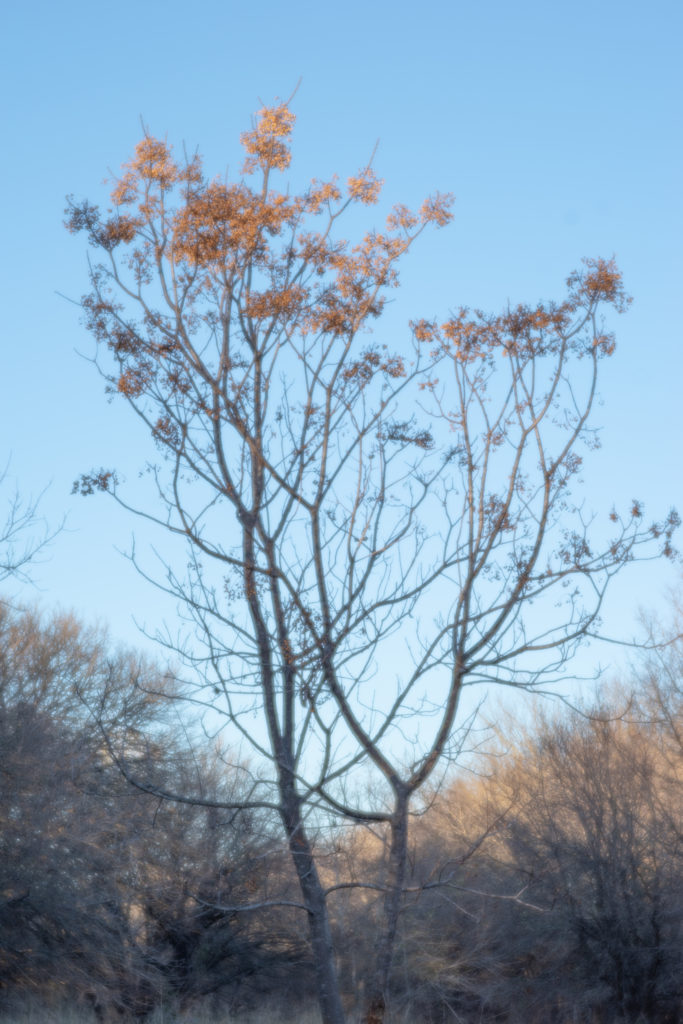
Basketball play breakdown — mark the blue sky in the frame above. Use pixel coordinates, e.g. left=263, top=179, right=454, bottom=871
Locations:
left=1, top=0, right=681, bottom=683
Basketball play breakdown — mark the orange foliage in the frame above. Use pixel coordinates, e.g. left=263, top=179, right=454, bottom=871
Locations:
left=567, top=256, right=631, bottom=313
left=419, top=191, right=455, bottom=227
left=240, top=102, right=296, bottom=173
left=65, top=98, right=630, bottom=429
left=111, top=137, right=183, bottom=215
left=306, top=178, right=342, bottom=213
left=67, top=98, right=455, bottom=374
left=347, top=167, right=383, bottom=205
left=341, top=348, right=407, bottom=386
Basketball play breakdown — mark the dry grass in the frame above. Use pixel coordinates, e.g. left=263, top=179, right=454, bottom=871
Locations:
left=0, top=1004, right=426, bottom=1024
left=0, top=1003, right=323, bottom=1024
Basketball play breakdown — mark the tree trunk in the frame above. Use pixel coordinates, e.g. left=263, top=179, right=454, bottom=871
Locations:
left=282, top=793, right=346, bottom=1024
left=362, top=793, right=409, bottom=1024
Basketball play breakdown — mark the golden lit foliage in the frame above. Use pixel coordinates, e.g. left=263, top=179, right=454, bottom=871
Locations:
left=65, top=101, right=674, bottom=576
left=347, top=167, right=383, bottom=205
left=65, top=100, right=457, bottom=412
left=405, top=257, right=627, bottom=366
left=65, top=100, right=672, bottom=581
left=240, top=102, right=297, bottom=173
left=68, top=101, right=453, bottom=368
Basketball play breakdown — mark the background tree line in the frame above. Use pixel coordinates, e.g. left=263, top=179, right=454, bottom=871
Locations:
left=1, top=601, right=680, bottom=1023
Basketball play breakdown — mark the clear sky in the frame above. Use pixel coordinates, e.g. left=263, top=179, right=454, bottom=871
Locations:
left=1, top=0, right=681, bottom=684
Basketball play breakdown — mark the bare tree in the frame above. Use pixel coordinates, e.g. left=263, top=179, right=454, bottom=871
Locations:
left=0, top=605, right=167, bottom=1015
left=66, top=99, right=678, bottom=1023
left=489, top=704, right=682, bottom=1023
left=0, top=604, right=288, bottom=1019
left=385, top=692, right=682, bottom=1023
left=0, top=462, right=58, bottom=589
left=637, top=601, right=683, bottom=757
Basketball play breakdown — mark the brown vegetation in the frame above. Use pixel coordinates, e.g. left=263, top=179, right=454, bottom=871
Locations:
left=1, top=603, right=681, bottom=1022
